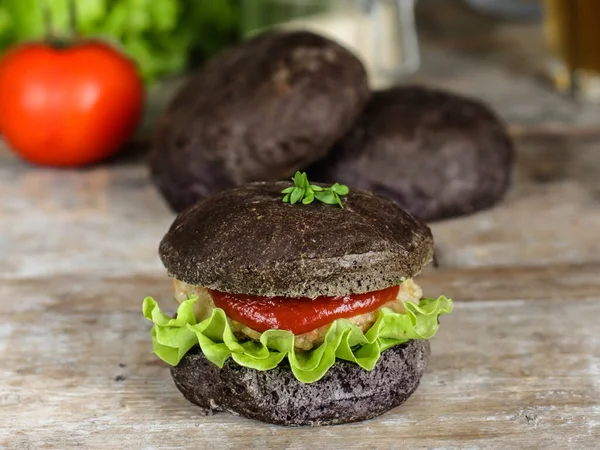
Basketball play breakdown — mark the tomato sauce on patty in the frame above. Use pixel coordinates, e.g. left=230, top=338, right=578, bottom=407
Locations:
left=210, top=285, right=400, bottom=334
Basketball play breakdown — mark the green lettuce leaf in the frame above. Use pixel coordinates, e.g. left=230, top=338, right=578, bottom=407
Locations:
left=142, top=295, right=453, bottom=384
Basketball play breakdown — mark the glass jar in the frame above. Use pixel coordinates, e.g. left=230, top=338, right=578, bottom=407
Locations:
left=544, top=0, right=600, bottom=101
left=240, top=0, right=420, bottom=88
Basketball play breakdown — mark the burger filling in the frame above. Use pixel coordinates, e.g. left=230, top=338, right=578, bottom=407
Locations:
left=173, top=279, right=423, bottom=351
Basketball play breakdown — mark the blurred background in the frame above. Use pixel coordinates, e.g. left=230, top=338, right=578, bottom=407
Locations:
left=1, top=0, right=599, bottom=131
left=1, top=0, right=600, bottom=276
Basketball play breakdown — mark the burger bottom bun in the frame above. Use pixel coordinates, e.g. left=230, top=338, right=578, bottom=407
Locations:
left=170, top=340, right=430, bottom=426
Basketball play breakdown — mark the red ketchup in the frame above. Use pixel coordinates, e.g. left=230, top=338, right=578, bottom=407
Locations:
left=210, top=285, right=400, bottom=335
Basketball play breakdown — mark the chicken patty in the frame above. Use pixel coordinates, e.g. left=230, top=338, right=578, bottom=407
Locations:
left=173, top=279, right=423, bottom=351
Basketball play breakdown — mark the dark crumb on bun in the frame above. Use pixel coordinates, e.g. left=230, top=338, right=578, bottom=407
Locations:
left=171, top=340, right=429, bottom=426
left=309, top=85, right=514, bottom=222
left=159, top=182, right=433, bottom=298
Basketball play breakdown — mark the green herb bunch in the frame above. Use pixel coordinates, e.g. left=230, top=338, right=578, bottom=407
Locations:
left=0, top=0, right=241, bottom=85
left=281, top=171, right=349, bottom=208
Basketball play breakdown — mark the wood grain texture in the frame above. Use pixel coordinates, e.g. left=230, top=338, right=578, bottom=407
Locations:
left=2, top=6, right=600, bottom=445
left=3, top=139, right=600, bottom=281
left=0, top=148, right=174, bottom=279
left=0, top=276, right=598, bottom=449
left=420, top=262, right=600, bottom=302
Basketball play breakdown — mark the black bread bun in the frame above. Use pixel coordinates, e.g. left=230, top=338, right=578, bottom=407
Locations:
left=309, top=86, right=514, bottom=222
left=159, top=182, right=433, bottom=298
left=171, top=339, right=429, bottom=426
left=149, top=30, right=370, bottom=213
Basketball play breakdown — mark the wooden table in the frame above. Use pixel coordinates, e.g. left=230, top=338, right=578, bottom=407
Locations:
left=2, top=6, right=600, bottom=448
left=2, top=132, right=599, bottom=448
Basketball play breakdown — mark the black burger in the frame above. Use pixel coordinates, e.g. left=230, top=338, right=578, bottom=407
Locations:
left=143, top=174, right=453, bottom=426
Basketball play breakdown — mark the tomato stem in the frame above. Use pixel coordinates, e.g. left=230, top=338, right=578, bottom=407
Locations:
left=68, top=0, right=78, bottom=38
left=42, top=0, right=53, bottom=41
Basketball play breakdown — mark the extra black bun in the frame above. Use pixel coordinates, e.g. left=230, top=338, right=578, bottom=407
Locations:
left=150, top=30, right=370, bottom=212
left=309, top=86, right=514, bottom=222
left=159, top=182, right=433, bottom=298
left=171, top=340, right=429, bottom=426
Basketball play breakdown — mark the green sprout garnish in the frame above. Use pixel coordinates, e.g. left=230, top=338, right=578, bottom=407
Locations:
left=281, top=171, right=349, bottom=208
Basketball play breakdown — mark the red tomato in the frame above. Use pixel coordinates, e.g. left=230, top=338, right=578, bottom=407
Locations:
left=0, top=41, right=144, bottom=167
left=210, top=285, right=401, bottom=334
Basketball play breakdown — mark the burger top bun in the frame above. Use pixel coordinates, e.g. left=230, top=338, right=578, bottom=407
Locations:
left=159, top=182, right=433, bottom=298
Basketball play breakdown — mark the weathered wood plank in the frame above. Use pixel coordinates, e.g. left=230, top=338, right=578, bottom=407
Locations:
left=0, top=276, right=598, bottom=448
left=3, top=139, right=600, bottom=281
left=0, top=151, right=174, bottom=279
left=420, top=262, right=600, bottom=302
left=429, top=180, right=600, bottom=270
left=2, top=5, right=600, bottom=447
